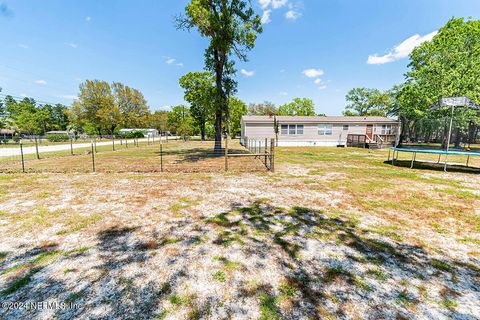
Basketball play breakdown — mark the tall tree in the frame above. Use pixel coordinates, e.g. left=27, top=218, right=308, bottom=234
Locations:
left=408, top=17, right=480, bottom=105
left=0, top=87, right=5, bottom=129
left=248, top=101, right=277, bottom=116
left=148, top=110, right=169, bottom=133
left=167, top=105, right=195, bottom=140
left=177, top=0, right=262, bottom=150
left=70, top=80, right=115, bottom=135
left=407, top=17, right=480, bottom=147
left=112, top=82, right=150, bottom=128
left=344, top=88, right=391, bottom=116
left=179, top=72, right=215, bottom=140
left=278, top=98, right=316, bottom=116
left=228, top=97, right=247, bottom=137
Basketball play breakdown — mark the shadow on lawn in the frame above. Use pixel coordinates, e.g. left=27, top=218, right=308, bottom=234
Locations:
left=1, top=203, right=479, bottom=319
left=157, top=147, right=251, bottom=164
left=386, top=160, right=480, bottom=174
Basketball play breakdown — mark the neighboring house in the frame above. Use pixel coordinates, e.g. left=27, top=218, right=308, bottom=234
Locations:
left=241, top=116, right=400, bottom=148
left=119, top=128, right=159, bottom=137
left=0, top=129, right=16, bottom=141
left=46, top=131, right=69, bottom=135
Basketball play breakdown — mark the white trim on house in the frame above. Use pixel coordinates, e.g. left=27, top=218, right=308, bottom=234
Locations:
left=241, top=116, right=400, bottom=147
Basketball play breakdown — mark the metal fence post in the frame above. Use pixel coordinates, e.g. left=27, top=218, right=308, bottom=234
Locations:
left=35, top=136, right=40, bottom=160
left=270, top=138, right=275, bottom=172
left=264, top=138, right=268, bottom=167
left=91, top=141, right=96, bottom=172
left=160, top=138, right=164, bottom=172
left=20, top=142, right=25, bottom=173
left=225, top=135, right=229, bottom=172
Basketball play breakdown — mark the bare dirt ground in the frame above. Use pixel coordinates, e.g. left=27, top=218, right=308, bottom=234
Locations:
left=0, top=146, right=479, bottom=319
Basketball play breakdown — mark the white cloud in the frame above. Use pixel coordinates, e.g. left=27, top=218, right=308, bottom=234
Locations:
left=261, top=10, right=271, bottom=24
left=271, top=0, right=288, bottom=9
left=176, top=63, right=184, bottom=67
left=279, top=91, right=288, bottom=96
left=259, top=0, right=288, bottom=9
left=240, top=69, right=255, bottom=77
left=367, top=30, right=437, bottom=65
left=34, top=80, right=47, bottom=85
left=302, top=68, right=324, bottom=78
left=18, top=44, right=29, bottom=49
left=85, top=16, right=91, bottom=22
left=259, top=0, right=293, bottom=24
left=285, top=9, right=301, bottom=20
left=166, top=58, right=176, bottom=64
left=314, top=78, right=327, bottom=90
left=65, top=42, right=78, bottom=49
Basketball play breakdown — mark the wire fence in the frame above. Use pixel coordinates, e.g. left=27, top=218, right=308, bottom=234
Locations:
left=0, top=137, right=275, bottom=174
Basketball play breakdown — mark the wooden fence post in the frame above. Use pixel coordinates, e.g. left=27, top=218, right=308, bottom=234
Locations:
left=225, top=135, right=229, bottom=171
left=91, top=141, right=96, bottom=172
left=20, top=142, right=25, bottom=173
left=112, top=136, right=115, bottom=151
left=70, top=137, right=74, bottom=155
left=35, top=136, right=40, bottom=160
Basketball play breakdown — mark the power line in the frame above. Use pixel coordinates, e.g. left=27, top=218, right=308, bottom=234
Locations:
left=0, top=93, right=71, bottom=107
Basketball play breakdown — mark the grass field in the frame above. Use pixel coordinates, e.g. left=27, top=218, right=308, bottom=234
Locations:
left=0, top=144, right=479, bottom=319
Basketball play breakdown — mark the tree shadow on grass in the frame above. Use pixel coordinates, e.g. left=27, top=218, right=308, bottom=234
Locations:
left=157, top=147, right=251, bottom=164
left=206, top=201, right=480, bottom=319
left=1, top=203, right=479, bottom=319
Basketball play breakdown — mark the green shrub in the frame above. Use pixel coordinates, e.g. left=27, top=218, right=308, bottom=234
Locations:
left=46, top=134, right=70, bottom=142
left=119, top=131, right=145, bottom=139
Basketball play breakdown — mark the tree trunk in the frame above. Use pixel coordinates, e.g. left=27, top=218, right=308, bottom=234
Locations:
left=200, top=117, right=206, bottom=141
left=454, top=128, right=462, bottom=148
left=214, top=108, right=222, bottom=152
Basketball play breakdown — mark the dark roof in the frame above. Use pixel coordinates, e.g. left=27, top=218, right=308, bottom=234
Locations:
left=241, top=115, right=398, bottom=124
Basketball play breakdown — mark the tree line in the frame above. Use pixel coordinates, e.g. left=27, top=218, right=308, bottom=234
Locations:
left=0, top=81, right=322, bottom=140
left=342, top=17, right=480, bottom=147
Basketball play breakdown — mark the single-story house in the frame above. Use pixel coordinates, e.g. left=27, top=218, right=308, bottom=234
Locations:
left=0, top=129, right=16, bottom=141
left=241, top=116, right=400, bottom=147
left=46, top=131, right=69, bottom=135
left=119, top=128, right=159, bottom=137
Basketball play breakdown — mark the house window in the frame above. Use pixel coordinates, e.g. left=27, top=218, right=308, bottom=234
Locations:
left=381, top=125, right=392, bottom=135
left=343, top=125, right=349, bottom=131
left=281, top=124, right=304, bottom=135
left=318, top=124, right=333, bottom=135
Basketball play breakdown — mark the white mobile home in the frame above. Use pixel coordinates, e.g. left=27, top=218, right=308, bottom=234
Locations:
left=241, top=116, right=400, bottom=148
left=119, top=128, right=159, bottom=137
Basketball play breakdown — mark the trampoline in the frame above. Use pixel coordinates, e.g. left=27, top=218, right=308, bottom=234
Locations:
left=388, top=97, right=480, bottom=172
left=388, top=147, right=480, bottom=171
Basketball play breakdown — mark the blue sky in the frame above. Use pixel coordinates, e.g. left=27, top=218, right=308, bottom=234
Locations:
left=0, top=0, right=479, bottom=115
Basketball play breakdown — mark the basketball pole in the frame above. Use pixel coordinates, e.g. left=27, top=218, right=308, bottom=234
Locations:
left=444, top=105, right=454, bottom=172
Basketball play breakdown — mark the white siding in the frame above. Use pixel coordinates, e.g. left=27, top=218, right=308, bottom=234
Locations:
left=242, top=121, right=399, bottom=147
